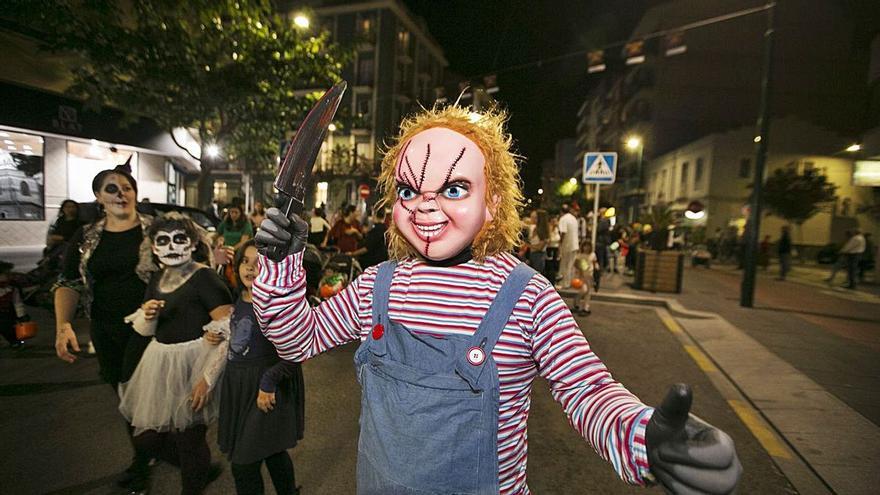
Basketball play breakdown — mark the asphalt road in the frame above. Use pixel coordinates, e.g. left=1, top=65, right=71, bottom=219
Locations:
left=0, top=301, right=792, bottom=494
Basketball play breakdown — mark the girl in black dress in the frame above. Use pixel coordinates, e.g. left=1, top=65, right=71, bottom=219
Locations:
left=218, top=241, right=304, bottom=495
left=119, top=213, right=233, bottom=494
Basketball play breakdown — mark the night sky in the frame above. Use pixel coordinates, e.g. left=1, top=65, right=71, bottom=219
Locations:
left=402, top=0, right=660, bottom=192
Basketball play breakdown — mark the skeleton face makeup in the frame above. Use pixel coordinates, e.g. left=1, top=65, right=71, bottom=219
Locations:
left=152, top=229, right=196, bottom=267
left=96, top=173, right=136, bottom=216
left=392, top=127, right=491, bottom=261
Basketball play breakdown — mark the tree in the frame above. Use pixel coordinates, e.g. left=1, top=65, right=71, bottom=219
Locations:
left=11, top=0, right=350, bottom=207
left=761, top=168, right=837, bottom=225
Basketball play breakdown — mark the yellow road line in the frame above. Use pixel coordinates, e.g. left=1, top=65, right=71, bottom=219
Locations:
left=727, top=400, right=792, bottom=459
left=659, top=313, right=683, bottom=334
left=683, top=344, right=719, bottom=372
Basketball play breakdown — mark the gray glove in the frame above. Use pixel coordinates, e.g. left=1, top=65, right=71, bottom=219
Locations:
left=646, top=384, right=742, bottom=494
left=254, top=207, right=308, bottom=261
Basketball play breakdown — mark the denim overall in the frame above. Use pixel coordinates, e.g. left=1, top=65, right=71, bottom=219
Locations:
left=354, top=261, right=535, bottom=495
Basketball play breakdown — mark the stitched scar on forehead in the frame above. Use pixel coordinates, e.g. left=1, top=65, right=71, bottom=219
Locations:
left=395, top=140, right=416, bottom=188
left=417, top=144, right=430, bottom=190
left=441, top=147, right=466, bottom=187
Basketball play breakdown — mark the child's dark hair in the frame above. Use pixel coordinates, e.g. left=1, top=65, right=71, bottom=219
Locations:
left=233, top=240, right=257, bottom=289
left=148, top=212, right=210, bottom=262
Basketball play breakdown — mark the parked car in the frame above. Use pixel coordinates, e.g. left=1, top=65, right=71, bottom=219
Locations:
left=79, top=202, right=219, bottom=232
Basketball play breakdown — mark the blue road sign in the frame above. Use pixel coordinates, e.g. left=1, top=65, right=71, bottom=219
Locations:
left=583, top=152, right=618, bottom=184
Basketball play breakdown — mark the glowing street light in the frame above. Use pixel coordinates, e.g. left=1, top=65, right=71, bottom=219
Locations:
left=537, top=188, right=544, bottom=195
left=327, top=123, right=337, bottom=132
left=205, top=144, right=220, bottom=159
left=626, top=136, right=642, bottom=150
left=846, top=143, right=861, bottom=152
left=293, top=14, right=310, bottom=29
left=569, top=177, right=578, bottom=185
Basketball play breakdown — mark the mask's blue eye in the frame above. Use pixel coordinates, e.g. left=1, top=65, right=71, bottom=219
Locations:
left=441, top=184, right=468, bottom=199
left=397, top=186, right=417, bottom=201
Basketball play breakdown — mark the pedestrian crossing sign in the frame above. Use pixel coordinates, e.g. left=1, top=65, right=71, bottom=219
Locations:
left=583, top=152, right=617, bottom=184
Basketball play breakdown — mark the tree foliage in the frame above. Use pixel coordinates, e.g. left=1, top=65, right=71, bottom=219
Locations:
left=761, top=168, right=837, bottom=225
left=10, top=0, right=351, bottom=204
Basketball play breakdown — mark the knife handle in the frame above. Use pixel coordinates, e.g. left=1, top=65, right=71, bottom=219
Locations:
left=265, top=196, right=295, bottom=262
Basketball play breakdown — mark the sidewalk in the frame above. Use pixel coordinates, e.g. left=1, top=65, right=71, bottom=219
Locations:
left=562, top=268, right=880, bottom=495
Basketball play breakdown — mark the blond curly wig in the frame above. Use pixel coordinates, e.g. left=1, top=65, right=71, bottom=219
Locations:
left=377, top=105, right=524, bottom=262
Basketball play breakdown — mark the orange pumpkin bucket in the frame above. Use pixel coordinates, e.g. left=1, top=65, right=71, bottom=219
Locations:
left=15, top=321, right=38, bottom=340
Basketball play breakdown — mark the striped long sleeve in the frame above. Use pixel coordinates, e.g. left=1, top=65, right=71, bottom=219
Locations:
left=252, top=251, right=653, bottom=493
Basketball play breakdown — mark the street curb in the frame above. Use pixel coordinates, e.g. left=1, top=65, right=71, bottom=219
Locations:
left=573, top=289, right=836, bottom=495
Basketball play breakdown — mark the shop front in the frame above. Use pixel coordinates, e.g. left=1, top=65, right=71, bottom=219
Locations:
left=0, top=83, right=198, bottom=270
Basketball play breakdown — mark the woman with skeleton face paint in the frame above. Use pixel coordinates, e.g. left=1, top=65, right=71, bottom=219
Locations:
left=53, top=161, right=162, bottom=490
left=119, top=213, right=233, bottom=494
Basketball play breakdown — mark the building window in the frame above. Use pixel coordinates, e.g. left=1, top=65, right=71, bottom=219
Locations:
left=0, top=129, right=45, bottom=220
left=695, top=158, right=704, bottom=188
left=397, top=28, right=410, bottom=55
left=357, top=55, right=374, bottom=86
left=739, top=158, right=751, bottom=178
left=659, top=169, right=667, bottom=201
left=355, top=95, right=372, bottom=120
left=356, top=13, right=375, bottom=42
left=680, top=162, right=689, bottom=188
left=315, top=181, right=328, bottom=208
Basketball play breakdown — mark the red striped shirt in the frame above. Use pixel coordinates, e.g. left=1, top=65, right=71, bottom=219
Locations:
left=253, top=251, right=653, bottom=494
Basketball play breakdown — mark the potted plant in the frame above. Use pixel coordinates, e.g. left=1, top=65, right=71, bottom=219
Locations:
left=633, top=206, right=685, bottom=293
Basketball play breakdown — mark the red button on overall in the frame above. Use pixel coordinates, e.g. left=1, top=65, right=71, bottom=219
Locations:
left=372, top=323, right=384, bottom=340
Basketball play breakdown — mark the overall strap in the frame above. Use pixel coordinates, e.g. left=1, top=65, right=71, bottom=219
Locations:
left=456, top=263, right=536, bottom=388
left=371, top=261, right=397, bottom=326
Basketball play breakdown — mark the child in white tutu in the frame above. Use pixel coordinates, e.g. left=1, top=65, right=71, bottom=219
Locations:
left=119, top=213, right=233, bottom=494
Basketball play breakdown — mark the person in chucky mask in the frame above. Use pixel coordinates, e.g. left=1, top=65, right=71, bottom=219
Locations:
left=119, top=212, right=232, bottom=494
left=254, top=105, right=741, bottom=495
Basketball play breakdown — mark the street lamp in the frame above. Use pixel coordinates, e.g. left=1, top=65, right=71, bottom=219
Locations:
left=846, top=143, right=861, bottom=152
left=537, top=188, right=544, bottom=195
left=293, top=13, right=310, bottom=29
left=205, top=144, right=220, bottom=159
left=625, top=135, right=644, bottom=222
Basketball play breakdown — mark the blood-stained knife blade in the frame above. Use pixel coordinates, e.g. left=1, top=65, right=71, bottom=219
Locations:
left=266, top=80, right=347, bottom=261
left=275, top=80, right=347, bottom=210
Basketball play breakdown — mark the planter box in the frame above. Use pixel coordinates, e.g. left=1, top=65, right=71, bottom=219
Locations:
left=634, top=249, right=684, bottom=293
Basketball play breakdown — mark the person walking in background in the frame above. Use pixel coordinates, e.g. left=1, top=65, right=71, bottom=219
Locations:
left=556, top=203, right=579, bottom=289
left=0, top=261, right=30, bottom=349
left=327, top=204, right=363, bottom=255
left=839, top=229, right=866, bottom=289
left=544, top=213, right=561, bottom=284
left=527, top=209, right=549, bottom=274
left=54, top=163, right=159, bottom=491
left=352, top=208, right=389, bottom=269
left=45, top=199, right=83, bottom=254
left=250, top=201, right=266, bottom=232
left=219, top=204, right=254, bottom=251
left=571, top=240, right=599, bottom=316
left=219, top=241, right=304, bottom=495
left=595, top=208, right=611, bottom=273
left=307, top=206, right=331, bottom=247
left=776, top=225, right=792, bottom=281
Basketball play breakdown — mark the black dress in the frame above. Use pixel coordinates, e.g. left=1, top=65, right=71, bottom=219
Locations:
left=218, top=296, right=305, bottom=464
